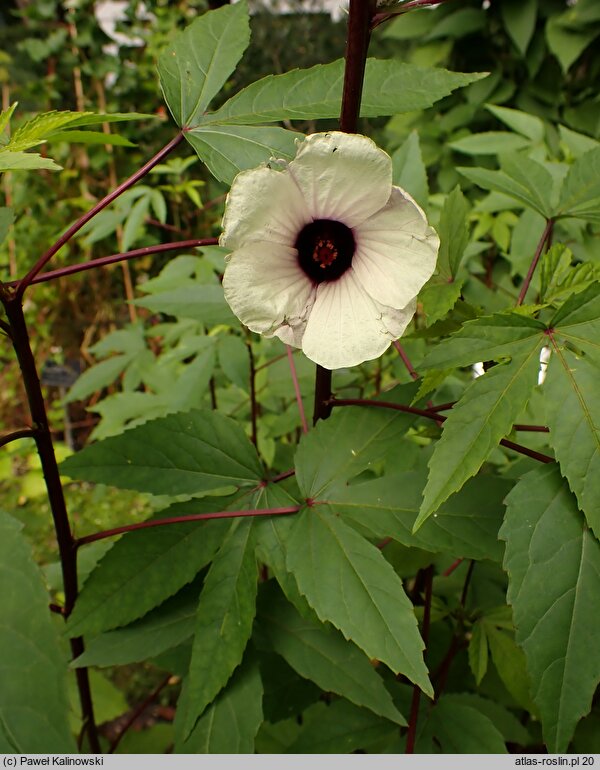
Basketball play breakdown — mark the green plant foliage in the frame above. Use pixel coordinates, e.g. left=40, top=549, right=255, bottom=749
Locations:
left=416, top=346, right=540, bottom=530
left=0, top=512, right=75, bottom=753
left=157, top=1, right=251, bottom=128
left=66, top=504, right=232, bottom=637
left=181, top=518, right=258, bottom=738
left=257, top=582, right=405, bottom=725
left=286, top=506, right=431, bottom=696
left=4, top=0, right=600, bottom=754
left=71, top=580, right=199, bottom=668
left=60, top=409, right=263, bottom=495
left=175, top=655, right=263, bottom=753
left=502, top=466, right=600, bottom=752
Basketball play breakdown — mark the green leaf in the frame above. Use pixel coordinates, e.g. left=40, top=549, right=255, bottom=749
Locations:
left=71, top=580, right=200, bottom=668
left=181, top=519, right=258, bottom=738
left=175, top=656, right=263, bottom=753
left=501, top=466, right=600, bottom=751
left=468, top=621, right=489, bottom=685
left=328, top=472, right=509, bottom=562
left=426, top=8, right=485, bottom=40
left=419, top=279, right=464, bottom=327
left=66, top=507, right=231, bottom=637
left=459, top=154, right=555, bottom=218
left=0, top=512, right=76, bottom=753
left=486, top=104, right=545, bottom=142
left=158, top=2, right=250, bottom=128
left=421, top=312, right=544, bottom=370
left=486, top=626, right=535, bottom=712
left=287, top=700, right=396, bottom=753
left=217, top=335, right=249, bottom=391
left=132, top=284, right=235, bottom=326
left=421, top=695, right=507, bottom=753
left=416, top=345, right=540, bottom=530
left=557, top=147, right=600, bottom=223
left=0, top=207, right=14, bottom=247
left=64, top=354, right=133, bottom=403
left=294, top=398, right=417, bottom=499
left=449, top=131, right=531, bottom=156
left=391, top=130, right=428, bottom=211
left=201, top=59, right=487, bottom=126
left=446, top=693, right=531, bottom=745
left=549, top=282, right=600, bottom=346
left=546, top=14, right=600, bottom=73
left=48, top=130, right=135, bottom=147
left=0, top=150, right=61, bottom=172
left=286, top=506, right=431, bottom=695
left=544, top=349, right=600, bottom=534
left=436, top=185, right=470, bottom=280
left=501, top=0, right=537, bottom=55
left=540, top=244, right=600, bottom=304
left=186, top=124, right=299, bottom=184
left=258, top=583, right=405, bottom=725
left=61, top=408, right=262, bottom=496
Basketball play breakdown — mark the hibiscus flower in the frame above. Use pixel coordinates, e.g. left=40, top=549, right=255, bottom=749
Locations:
left=220, top=131, right=439, bottom=370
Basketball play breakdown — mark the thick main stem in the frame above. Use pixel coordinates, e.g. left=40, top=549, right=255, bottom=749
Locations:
left=313, top=0, right=374, bottom=424
left=1, top=297, right=100, bottom=753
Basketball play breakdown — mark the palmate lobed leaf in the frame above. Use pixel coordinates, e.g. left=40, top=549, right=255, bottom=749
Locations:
left=421, top=311, right=545, bottom=370
left=257, top=583, right=405, bottom=726
left=326, top=471, right=510, bottom=562
left=71, top=580, right=200, bottom=669
left=544, top=349, right=600, bottom=535
left=294, top=395, right=418, bottom=499
left=60, top=408, right=263, bottom=496
left=501, top=466, right=600, bottom=752
left=185, top=124, right=300, bottom=184
left=286, top=699, right=396, bottom=753
left=66, top=503, right=233, bottom=638
left=181, top=518, right=258, bottom=739
left=286, top=506, right=432, bottom=696
left=174, top=654, right=263, bottom=753
left=158, top=1, right=250, bottom=128
left=200, top=59, right=486, bottom=127
left=0, top=512, right=76, bottom=753
left=415, top=344, right=541, bottom=530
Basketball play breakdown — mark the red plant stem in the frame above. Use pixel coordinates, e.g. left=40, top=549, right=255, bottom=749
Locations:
left=443, top=558, right=463, bottom=577
left=516, top=218, right=554, bottom=306
left=15, top=132, right=186, bottom=300
left=329, top=397, right=554, bottom=463
left=1, top=297, right=100, bottom=753
left=313, top=0, right=374, bottom=424
left=269, top=468, right=296, bottom=484
left=287, top=345, right=309, bottom=434
left=393, top=340, right=419, bottom=381
left=7, top=239, right=218, bottom=289
left=405, top=565, right=434, bottom=754
left=108, top=675, right=172, bottom=754
left=76, top=506, right=301, bottom=548
left=0, top=427, right=36, bottom=448
left=513, top=424, right=550, bottom=433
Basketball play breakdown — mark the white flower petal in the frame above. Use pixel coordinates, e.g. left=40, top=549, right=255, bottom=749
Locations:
left=288, top=132, right=392, bottom=227
left=220, top=165, right=311, bottom=250
left=301, top=270, right=416, bottom=369
left=352, top=187, right=439, bottom=309
left=223, top=241, right=315, bottom=335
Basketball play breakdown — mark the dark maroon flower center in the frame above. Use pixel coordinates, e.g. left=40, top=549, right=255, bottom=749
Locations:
left=295, top=219, right=355, bottom=284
